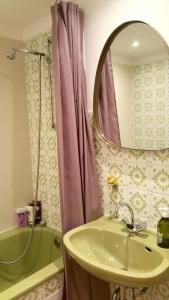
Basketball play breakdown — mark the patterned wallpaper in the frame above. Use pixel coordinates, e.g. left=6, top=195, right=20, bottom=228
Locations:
left=92, top=118, right=169, bottom=299
left=23, top=30, right=169, bottom=299
left=21, top=31, right=63, bottom=299
left=24, top=32, right=61, bottom=231
left=132, top=57, right=169, bottom=150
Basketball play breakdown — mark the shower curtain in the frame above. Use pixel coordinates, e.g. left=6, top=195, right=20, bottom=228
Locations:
left=99, top=50, right=121, bottom=145
left=51, top=1, right=111, bottom=300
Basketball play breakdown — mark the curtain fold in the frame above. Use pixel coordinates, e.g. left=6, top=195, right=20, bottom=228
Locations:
left=51, top=2, right=111, bottom=300
left=99, top=50, right=121, bottom=145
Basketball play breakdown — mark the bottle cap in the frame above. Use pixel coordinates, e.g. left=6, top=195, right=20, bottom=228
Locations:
left=16, top=208, right=26, bottom=214
left=25, top=206, right=33, bottom=212
left=159, top=207, right=169, bottom=218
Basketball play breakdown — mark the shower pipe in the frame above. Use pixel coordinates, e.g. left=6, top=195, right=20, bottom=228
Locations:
left=47, top=39, right=56, bottom=129
left=0, top=48, right=49, bottom=265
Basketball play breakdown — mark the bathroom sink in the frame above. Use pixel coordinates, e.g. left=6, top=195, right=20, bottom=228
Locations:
left=63, top=217, right=169, bottom=287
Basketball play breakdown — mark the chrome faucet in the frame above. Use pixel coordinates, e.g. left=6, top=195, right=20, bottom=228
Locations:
left=114, top=202, right=147, bottom=235
left=114, top=202, right=134, bottom=224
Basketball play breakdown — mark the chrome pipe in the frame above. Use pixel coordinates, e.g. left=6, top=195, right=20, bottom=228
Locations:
left=6, top=48, right=48, bottom=60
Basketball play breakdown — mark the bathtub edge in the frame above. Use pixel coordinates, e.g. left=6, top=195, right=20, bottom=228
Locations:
left=0, top=256, right=64, bottom=300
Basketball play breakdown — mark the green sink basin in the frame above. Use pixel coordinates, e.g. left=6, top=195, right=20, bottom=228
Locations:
left=63, top=217, right=169, bottom=287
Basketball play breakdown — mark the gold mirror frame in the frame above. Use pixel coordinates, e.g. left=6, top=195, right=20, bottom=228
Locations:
left=93, top=20, right=169, bottom=151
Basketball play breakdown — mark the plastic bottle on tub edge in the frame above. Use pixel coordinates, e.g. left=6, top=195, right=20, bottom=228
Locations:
left=28, top=200, right=42, bottom=224
left=157, top=207, right=169, bottom=248
left=16, top=208, right=27, bottom=227
left=25, top=206, right=34, bottom=224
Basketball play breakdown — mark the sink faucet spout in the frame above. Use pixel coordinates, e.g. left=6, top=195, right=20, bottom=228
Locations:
left=114, top=202, right=134, bottom=224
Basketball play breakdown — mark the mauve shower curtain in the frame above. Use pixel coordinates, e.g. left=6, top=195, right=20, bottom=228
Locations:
left=99, top=50, right=121, bottom=145
left=51, top=2, right=111, bottom=300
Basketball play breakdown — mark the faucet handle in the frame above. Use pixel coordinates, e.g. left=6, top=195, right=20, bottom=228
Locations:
left=128, top=221, right=147, bottom=235
left=39, top=220, right=47, bottom=227
left=121, top=218, right=147, bottom=235
left=137, top=221, right=147, bottom=231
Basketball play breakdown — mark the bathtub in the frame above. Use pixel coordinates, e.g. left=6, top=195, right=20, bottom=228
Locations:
left=0, top=226, right=64, bottom=299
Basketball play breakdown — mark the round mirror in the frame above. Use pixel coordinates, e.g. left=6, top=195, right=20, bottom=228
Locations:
left=93, top=21, right=169, bottom=150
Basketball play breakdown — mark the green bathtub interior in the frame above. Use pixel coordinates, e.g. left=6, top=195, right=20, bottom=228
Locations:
left=0, top=226, right=63, bottom=293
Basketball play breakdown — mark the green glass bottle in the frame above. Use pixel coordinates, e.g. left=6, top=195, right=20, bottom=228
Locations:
left=157, top=207, right=169, bottom=248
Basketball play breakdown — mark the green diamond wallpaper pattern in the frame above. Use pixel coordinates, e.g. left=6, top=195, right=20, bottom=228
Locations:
left=24, top=32, right=61, bottom=230
left=24, top=29, right=169, bottom=300
left=132, top=57, right=169, bottom=149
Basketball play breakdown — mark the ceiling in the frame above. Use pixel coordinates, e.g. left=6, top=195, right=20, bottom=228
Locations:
left=0, top=0, right=86, bottom=40
left=0, top=0, right=57, bottom=40
left=0, top=0, right=54, bottom=29
left=111, top=22, right=168, bottom=63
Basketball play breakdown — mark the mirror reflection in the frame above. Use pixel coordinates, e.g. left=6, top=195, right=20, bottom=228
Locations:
left=97, top=22, right=169, bottom=150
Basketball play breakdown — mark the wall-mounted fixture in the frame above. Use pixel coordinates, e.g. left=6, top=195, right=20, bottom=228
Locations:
left=93, top=21, right=169, bottom=151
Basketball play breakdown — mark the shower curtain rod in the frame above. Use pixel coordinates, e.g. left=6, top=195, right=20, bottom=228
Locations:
left=55, top=0, right=82, bottom=8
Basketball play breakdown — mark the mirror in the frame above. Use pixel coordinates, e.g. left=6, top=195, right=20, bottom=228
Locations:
left=94, top=21, right=169, bottom=150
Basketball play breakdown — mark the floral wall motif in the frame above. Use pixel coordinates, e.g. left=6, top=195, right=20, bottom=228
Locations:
left=23, top=29, right=169, bottom=299
left=22, top=31, right=63, bottom=300
left=24, top=32, right=61, bottom=231
left=132, top=57, right=169, bottom=150
left=92, top=115, right=169, bottom=300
